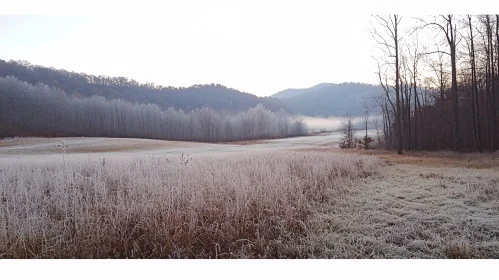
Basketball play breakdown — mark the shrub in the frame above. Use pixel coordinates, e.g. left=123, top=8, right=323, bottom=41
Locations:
left=339, top=137, right=357, bottom=149
left=356, top=136, right=375, bottom=150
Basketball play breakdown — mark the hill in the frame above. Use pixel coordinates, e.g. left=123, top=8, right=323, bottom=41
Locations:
left=0, top=59, right=378, bottom=117
left=272, top=83, right=333, bottom=99
left=272, top=83, right=380, bottom=117
left=0, top=59, right=288, bottom=114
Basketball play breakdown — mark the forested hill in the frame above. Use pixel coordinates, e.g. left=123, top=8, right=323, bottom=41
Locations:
left=272, top=83, right=380, bottom=117
left=272, top=83, right=334, bottom=99
left=0, top=59, right=380, bottom=117
left=0, top=59, right=288, bottom=114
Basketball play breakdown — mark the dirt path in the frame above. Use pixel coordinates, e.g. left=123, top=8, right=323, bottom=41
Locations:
left=309, top=160, right=499, bottom=258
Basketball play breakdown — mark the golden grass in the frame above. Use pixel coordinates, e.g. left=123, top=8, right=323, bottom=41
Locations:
left=328, top=148, right=499, bottom=169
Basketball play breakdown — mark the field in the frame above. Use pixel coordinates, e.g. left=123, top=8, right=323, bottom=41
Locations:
left=1, top=132, right=498, bottom=258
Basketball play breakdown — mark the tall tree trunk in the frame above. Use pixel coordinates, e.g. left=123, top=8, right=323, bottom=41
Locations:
left=413, top=77, right=418, bottom=150
left=490, top=16, right=498, bottom=151
left=449, top=17, right=460, bottom=151
left=469, top=15, right=482, bottom=152
left=494, top=15, right=499, bottom=150
left=490, top=15, right=499, bottom=151
left=440, top=65, right=446, bottom=149
left=406, top=82, right=412, bottom=150
left=486, top=16, right=493, bottom=150
left=395, top=15, right=403, bottom=155
left=400, top=80, right=406, bottom=149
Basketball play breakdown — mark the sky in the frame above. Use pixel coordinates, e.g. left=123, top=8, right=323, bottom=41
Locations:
left=1, top=2, right=382, bottom=96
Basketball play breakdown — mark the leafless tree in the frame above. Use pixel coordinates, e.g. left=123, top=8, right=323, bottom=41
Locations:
left=0, top=76, right=308, bottom=142
left=417, top=15, right=462, bottom=151
left=339, top=115, right=356, bottom=149
left=363, top=100, right=371, bottom=150
left=371, top=15, right=403, bottom=154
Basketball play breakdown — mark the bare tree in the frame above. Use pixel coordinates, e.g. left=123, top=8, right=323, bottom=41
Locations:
left=371, top=15, right=403, bottom=154
left=0, top=76, right=308, bottom=142
left=363, top=100, right=371, bottom=150
left=339, top=115, right=356, bottom=149
left=417, top=15, right=461, bottom=151
left=406, top=36, right=423, bottom=150
left=497, top=14, right=499, bottom=150
left=375, top=59, right=396, bottom=149
left=464, top=15, right=483, bottom=152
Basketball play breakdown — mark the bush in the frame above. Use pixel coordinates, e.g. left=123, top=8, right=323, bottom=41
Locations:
left=356, top=136, right=375, bottom=150
left=339, top=116, right=356, bottom=149
left=339, top=137, right=357, bottom=149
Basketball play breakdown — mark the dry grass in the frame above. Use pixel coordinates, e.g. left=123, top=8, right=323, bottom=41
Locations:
left=355, top=149, right=499, bottom=169
left=299, top=163, right=499, bottom=258
left=0, top=137, right=57, bottom=147
left=0, top=151, right=380, bottom=258
left=282, top=147, right=499, bottom=258
left=0, top=137, right=201, bottom=155
left=2, top=138, right=498, bottom=259
left=67, top=143, right=168, bottom=153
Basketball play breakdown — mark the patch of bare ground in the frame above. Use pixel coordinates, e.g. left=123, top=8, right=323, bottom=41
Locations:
left=300, top=159, right=499, bottom=258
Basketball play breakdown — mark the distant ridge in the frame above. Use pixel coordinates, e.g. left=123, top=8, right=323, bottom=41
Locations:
left=0, top=59, right=288, bottom=114
left=272, top=83, right=333, bottom=99
left=0, top=59, right=379, bottom=117
left=271, top=82, right=380, bottom=117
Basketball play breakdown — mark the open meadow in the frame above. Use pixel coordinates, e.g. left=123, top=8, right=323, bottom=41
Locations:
left=0, top=132, right=498, bottom=258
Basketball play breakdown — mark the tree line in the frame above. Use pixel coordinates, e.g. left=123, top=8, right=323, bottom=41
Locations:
left=0, top=59, right=288, bottom=114
left=372, top=15, right=499, bottom=153
left=0, top=76, right=307, bottom=142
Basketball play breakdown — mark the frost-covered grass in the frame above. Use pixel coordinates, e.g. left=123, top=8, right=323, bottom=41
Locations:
left=0, top=151, right=380, bottom=258
left=297, top=154, right=499, bottom=259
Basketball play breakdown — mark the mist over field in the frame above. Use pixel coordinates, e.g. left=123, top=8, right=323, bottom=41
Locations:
left=303, top=117, right=345, bottom=132
left=303, top=115, right=381, bottom=133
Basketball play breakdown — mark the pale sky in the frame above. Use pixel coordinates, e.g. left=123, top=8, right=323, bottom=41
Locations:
left=1, top=2, right=379, bottom=96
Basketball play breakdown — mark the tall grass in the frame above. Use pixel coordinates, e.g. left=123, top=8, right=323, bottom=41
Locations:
left=0, top=151, right=380, bottom=258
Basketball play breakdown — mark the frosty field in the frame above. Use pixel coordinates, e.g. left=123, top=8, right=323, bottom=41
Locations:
left=0, top=133, right=498, bottom=258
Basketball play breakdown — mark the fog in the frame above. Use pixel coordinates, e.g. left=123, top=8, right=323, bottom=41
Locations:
left=303, top=116, right=382, bottom=133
